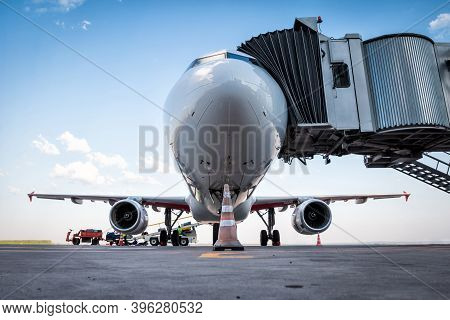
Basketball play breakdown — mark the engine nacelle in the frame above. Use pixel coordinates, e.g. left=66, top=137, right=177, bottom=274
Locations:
left=109, top=199, right=148, bottom=235
left=291, top=199, right=332, bottom=235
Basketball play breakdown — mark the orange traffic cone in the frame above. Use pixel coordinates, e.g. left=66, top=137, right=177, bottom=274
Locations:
left=213, top=184, right=244, bottom=251
left=316, top=234, right=322, bottom=246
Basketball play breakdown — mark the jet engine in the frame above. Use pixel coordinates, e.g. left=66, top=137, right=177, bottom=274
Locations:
left=291, top=199, right=332, bottom=235
left=109, top=199, right=148, bottom=235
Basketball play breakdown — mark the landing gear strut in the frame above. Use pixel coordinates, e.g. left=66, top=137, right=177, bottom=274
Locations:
left=164, top=208, right=172, bottom=236
left=257, top=208, right=280, bottom=246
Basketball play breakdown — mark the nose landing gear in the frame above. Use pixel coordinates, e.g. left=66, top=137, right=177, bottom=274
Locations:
left=257, top=208, right=280, bottom=246
left=212, top=223, right=219, bottom=245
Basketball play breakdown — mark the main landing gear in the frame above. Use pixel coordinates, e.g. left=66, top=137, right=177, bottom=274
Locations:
left=257, top=208, right=281, bottom=246
left=160, top=208, right=184, bottom=246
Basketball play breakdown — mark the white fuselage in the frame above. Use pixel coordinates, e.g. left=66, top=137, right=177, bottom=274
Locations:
left=164, top=52, right=288, bottom=223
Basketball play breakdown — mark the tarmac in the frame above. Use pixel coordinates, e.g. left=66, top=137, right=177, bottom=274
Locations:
left=0, top=244, right=449, bottom=300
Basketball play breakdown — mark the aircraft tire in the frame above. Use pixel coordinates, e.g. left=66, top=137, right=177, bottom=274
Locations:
left=171, top=230, right=179, bottom=246
left=260, top=230, right=268, bottom=246
left=160, top=230, right=168, bottom=246
left=272, top=230, right=280, bottom=246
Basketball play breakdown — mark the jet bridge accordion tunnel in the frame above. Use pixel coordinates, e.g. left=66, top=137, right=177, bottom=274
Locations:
left=238, top=17, right=450, bottom=193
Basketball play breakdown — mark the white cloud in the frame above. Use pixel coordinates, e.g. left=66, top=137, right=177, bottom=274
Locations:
left=0, top=170, right=4, bottom=177
left=55, top=20, right=65, bottom=28
left=32, top=0, right=86, bottom=13
left=32, top=134, right=60, bottom=155
left=51, top=161, right=111, bottom=185
left=121, top=170, right=160, bottom=185
left=81, top=20, right=91, bottom=31
left=8, top=186, right=20, bottom=194
left=87, top=152, right=127, bottom=169
left=429, top=13, right=450, bottom=31
left=58, top=131, right=91, bottom=153
left=58, top=0, right=85, bottom=11
left=45, top=131, right=162, bottom=186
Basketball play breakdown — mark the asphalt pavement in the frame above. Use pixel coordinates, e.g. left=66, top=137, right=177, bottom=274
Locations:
left=0, top=244, right=449, bottom=299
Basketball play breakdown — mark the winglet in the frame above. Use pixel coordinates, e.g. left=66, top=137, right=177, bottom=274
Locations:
left=28, top=191, right=35, bottom=202
left=403, top=191, right=411, bottom=202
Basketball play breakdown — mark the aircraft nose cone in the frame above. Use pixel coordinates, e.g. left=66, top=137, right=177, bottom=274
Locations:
left=200, top=97, right=259, bottom=128
left=197, top=80, right=261, bottom=128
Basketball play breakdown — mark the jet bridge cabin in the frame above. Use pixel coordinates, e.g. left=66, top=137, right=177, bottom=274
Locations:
left=238, top=17, right=450, bottom=168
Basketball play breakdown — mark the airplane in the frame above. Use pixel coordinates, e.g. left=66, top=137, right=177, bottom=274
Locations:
left=28, top=50, right=410, bottom=246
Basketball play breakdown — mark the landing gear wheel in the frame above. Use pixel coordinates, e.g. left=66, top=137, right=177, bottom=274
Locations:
left=160, top=229, right=168, bottom=246
left=171, top=230, right=179, bottom=246
left=272, top=230, right=281, bottom=246
left=180, top=238, right=189, bottom=246
left=72, top=238, right=80, bottom=245
left=212, top=223, right=219, bottom=245
left=260, top=230, right=268, bottom=246
left=150, top=237, right=159, bottom=246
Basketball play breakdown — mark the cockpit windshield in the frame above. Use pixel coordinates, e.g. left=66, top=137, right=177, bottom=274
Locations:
left=187, top=53, right=226, bottom=70
left=186, top=52, right=258, bottom=71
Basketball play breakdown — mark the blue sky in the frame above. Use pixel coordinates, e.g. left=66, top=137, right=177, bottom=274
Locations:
left=0, top=0, right=449, bottom=244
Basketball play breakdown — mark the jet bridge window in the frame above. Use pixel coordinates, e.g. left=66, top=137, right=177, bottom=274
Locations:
left=332, top=63, right=351, bottom=88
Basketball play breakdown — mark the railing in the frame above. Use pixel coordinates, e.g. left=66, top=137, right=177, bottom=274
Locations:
left=392, top=152, right=450, bottom=194
left=423, top=152, right=450, bottom=175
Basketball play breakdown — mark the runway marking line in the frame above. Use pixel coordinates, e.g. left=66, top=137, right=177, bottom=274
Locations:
left=199, top=251, right=253, bottom=259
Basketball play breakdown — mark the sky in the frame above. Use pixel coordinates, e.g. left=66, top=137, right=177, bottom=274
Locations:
left=0, top=0, right=449, bottom=245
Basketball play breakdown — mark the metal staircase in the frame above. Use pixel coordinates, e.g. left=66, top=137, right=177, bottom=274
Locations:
left=392, top=152, right=450, bottom=194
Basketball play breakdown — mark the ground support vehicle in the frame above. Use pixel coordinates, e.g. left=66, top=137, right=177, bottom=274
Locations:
left=66, top=229, right=103, bottom=245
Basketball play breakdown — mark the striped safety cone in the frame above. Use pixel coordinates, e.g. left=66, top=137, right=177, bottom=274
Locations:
left=316, top=234, right=322, bottom=246
left=213, top=184, right=244, bottom=251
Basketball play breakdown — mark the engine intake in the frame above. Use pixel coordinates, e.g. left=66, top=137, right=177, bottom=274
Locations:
left=109, top=199, right=148, bottom=235
left=291, top=199, right=332, bottom=235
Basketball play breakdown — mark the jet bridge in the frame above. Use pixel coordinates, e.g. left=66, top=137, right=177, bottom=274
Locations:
left=238, top=17, right=450, bottom=194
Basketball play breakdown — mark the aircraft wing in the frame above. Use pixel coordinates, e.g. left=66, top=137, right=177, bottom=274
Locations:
left=251, top=192, right=410, bottom=211
left=27, top=192, right=189, bottom=211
